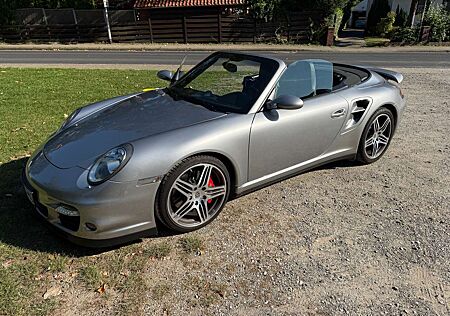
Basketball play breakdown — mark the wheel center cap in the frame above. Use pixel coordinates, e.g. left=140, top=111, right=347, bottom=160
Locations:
left=195, top=192, right=201, bottom=198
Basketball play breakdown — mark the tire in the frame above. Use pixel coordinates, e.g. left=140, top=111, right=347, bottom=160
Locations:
left=356, top=107, right=395, bottom=164
left=155, top=155, right=231, bottom=233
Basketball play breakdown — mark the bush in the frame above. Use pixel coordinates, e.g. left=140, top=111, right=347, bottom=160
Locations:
left=424, top=4, right=450, bottom=42
left=390, top=26, right=419, bottom=44
left=376, top=11, right=396, bottom=37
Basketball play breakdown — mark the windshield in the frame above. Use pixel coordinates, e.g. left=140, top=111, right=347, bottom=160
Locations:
left=167, top=52, right=280, bottom=114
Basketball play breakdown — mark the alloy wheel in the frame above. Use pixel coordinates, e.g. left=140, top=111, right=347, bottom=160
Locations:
left=167, top=163, right=227, bottom=228
left=364, top=113, right=392, bottom=159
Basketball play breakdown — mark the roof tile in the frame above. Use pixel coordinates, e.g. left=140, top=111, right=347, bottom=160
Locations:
left=133, top=0, right=245, bottom=8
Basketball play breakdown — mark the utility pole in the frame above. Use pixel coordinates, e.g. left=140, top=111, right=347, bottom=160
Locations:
left=103, top=0, right=113, bottom=43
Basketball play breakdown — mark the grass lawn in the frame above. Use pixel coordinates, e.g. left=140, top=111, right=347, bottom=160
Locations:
left=0, top=68, right=206, bottom=315
left=364, top=37, right=391, bottom=47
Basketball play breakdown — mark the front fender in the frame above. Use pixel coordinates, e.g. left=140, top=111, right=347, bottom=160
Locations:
left=114, top=113, right=254, bottom=187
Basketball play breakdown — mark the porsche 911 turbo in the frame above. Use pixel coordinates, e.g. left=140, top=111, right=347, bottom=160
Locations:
left=22, top=51, right=405, bottom=247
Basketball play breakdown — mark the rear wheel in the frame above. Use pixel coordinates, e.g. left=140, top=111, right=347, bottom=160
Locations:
left=356, top=108, right=394, bottom=164
left=156, top=155, right=230, bottom=233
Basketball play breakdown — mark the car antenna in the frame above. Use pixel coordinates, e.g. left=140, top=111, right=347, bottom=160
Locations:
left=170, top=55, right=187, bottom=86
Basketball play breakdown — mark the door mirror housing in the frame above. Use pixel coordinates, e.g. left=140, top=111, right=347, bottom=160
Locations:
left=266, top=95, right=304, bottom=110
left=157, top=70, right=173, bottom=81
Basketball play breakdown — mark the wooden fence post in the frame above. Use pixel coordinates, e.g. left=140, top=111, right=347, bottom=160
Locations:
left=183, top=15, right=188, bottom=43
left=218, top=13, right=222, bottom=43
left=148, top=18, right=154, bottom=43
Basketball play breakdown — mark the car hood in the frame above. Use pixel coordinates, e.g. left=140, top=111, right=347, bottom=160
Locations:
left=44, top=90, right=226, bottom=169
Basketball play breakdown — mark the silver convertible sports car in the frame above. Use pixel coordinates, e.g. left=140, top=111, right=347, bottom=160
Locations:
left=23, top=51, right=405, bottom=247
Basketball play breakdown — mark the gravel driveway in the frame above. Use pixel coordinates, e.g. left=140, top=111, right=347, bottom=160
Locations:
left=65, top=67, right=449, bottom=316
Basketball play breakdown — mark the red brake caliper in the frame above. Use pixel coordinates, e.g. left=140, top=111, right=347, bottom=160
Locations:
left=207, top=178, right=214, bottom=204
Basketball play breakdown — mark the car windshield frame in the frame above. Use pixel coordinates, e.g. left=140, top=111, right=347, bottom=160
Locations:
left=166, top=52, right=282, bottom=114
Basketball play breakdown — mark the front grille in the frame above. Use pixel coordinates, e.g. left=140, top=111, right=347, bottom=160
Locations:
left=59, top=214, right=80, bottom=231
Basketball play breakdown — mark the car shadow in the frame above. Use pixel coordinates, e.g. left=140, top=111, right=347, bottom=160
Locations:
left=0, top=157, right=359, bottom=256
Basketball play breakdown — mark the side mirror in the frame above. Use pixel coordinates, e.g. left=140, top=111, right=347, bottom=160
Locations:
left=266, top=95, right=304, bottom=110
left=157, top=70, right=173, bottom=81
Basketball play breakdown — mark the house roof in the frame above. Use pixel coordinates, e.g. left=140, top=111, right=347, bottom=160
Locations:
left=133, top=0, right=245, bottom=8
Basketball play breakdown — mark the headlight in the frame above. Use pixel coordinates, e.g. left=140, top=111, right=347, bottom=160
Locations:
left=87, top=144, right=133, bottom=185
left=59, top=108, right=81, bottom=131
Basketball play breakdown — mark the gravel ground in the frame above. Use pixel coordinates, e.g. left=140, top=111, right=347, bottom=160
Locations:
left=60, top=67, right=449, bottom=315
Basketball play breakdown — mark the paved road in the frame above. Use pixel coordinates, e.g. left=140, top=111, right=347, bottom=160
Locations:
left=0, top=50, right=448, bottom=68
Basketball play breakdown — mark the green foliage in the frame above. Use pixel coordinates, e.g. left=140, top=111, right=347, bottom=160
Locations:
left=333, top=7, right=344, bottom=30
left=367, top=0, right=391, bottom=34
left=424, top=4, right=450, bottom=42
left=376, top=11, right=396, bottom=37
left=246, top=0, right=281, bottom=21
left=390, top=26, right=419, bottom=44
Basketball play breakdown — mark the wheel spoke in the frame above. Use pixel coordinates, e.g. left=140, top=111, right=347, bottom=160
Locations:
left=205, top=185, right=226, bottom=199
left=378, top=134, right=389, bottom=145
left=173, top=200, right=195, bottom=219
left=197, top=200, right=209, bottom=223
left=373, top=117, right=380, bottom=132
left=379, top=118, right=390, bottom=133
left=197, top=165, right=212, bottom=187
left=373, top=140, right=379, bottom=156
left=365, top=136, right=374, bottom=148
left=173, top=179, right=195, bottom=197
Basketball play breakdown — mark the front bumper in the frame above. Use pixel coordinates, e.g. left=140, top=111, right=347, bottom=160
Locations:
left=22, top=152, right=159, bottom=247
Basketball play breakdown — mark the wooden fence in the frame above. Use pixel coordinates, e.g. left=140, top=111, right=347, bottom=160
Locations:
left=0, top=11, right=330, bottom=45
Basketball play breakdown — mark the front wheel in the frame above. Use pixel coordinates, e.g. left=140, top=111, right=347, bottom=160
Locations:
left=356, top=108, right=394, bottom=164
left=156, top=155, right=230, bottom=233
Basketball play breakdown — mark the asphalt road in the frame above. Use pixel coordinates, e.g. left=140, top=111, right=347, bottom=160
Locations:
left=0, top=50, right=449, bottom=68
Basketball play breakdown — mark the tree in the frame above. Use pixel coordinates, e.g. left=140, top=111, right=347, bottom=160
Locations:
left=394, top=4, right=408, bottom=27
left=246, top=0, right=281, bottom=21
left=366, top=0, right=390, bottom=33
left=407, top=0, right=418, bottom=27
left=424, top=4, right=450, bottom=42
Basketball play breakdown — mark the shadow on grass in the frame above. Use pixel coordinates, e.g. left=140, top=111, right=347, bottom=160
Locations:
left=0, top=157, right=179, bottom=257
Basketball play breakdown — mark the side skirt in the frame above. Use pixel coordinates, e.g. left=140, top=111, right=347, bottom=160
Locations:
left=230, top=154, right=356, bottom=200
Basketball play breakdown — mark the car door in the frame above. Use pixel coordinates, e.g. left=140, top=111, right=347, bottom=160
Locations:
left=248, top=60, right=349, bottom=181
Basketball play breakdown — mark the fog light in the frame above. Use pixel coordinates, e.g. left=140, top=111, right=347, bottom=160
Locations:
left=55, top=205, right=79, bottom=217
left=85, top=222, right=97, bottom=231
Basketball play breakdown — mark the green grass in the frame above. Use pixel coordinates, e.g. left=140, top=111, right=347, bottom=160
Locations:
left=179, top=235, right=204, bottom=254
left=365, top=37, right=390, bottom=47
left=80, top=266, right=102, bottom=290
left=0, top=68, right=166, bottom=315
left=144, top=241, right=172, bottom=259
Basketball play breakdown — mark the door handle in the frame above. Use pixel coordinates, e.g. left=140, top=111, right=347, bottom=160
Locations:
left=331, top=108, right=346, bottom=118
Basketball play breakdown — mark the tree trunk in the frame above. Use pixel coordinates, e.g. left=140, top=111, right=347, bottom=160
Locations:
left=407, top=0, right=419, bottom=27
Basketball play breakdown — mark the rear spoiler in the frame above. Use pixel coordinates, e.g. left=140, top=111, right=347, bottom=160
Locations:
left=367, top=67, right=403, bottom=84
